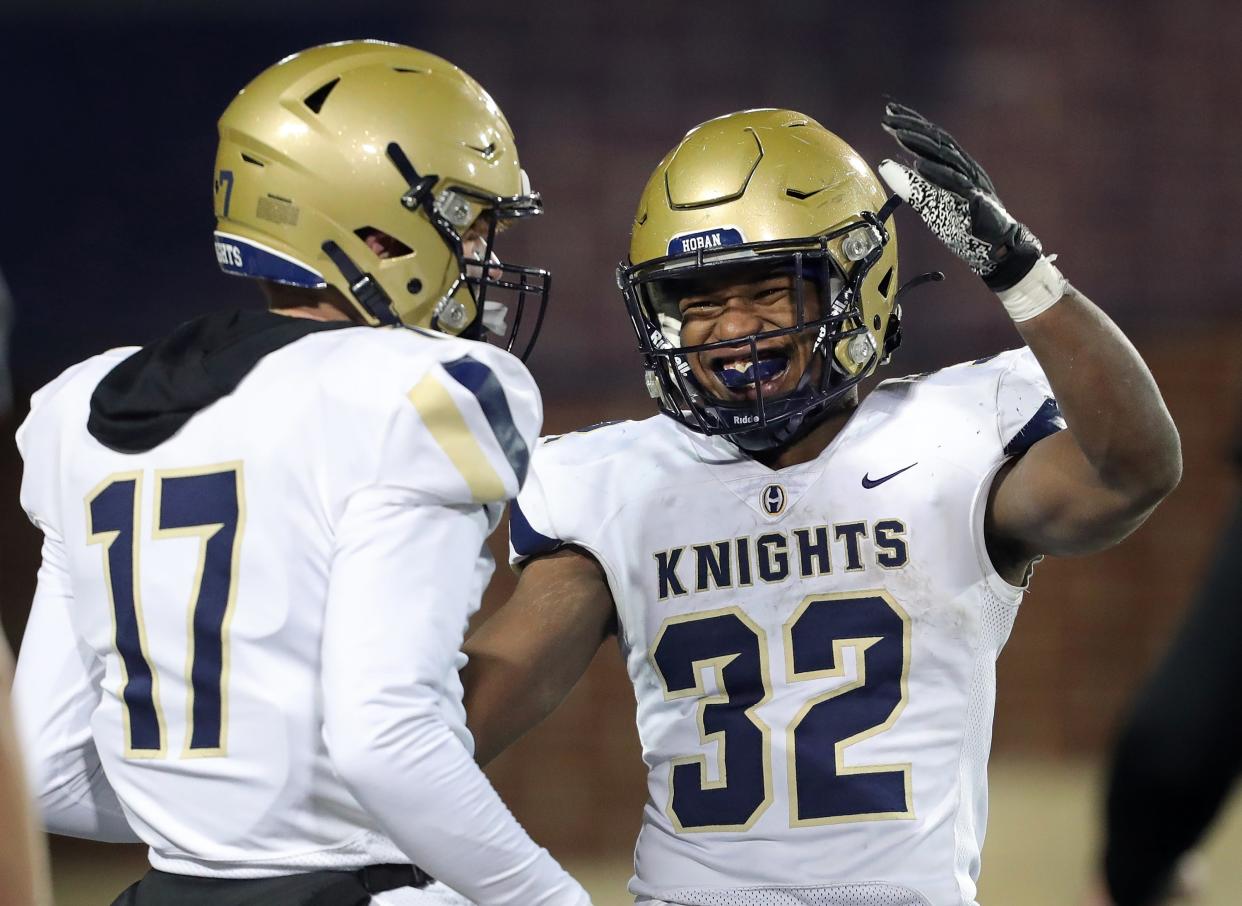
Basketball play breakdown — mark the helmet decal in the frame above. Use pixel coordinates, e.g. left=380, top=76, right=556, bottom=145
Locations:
left=213, top=232, right=325, bottom=288
left=666, top=226, right=746, bottom=257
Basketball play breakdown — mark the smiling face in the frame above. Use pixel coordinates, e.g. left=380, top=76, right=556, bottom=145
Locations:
left=675, top=265, right=825, bottom=404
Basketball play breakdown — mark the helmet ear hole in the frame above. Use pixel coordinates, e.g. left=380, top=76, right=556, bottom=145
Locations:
left=353, top=227, right=413, bottom=260
left=877, top=267, right=894, bottom=298
left=883, top=310, right=902, bottom=359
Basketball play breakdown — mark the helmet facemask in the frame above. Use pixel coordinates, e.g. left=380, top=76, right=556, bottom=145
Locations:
left=621, top=212, right=895, bottom=452
left=322, top=142, right=551, bottom=360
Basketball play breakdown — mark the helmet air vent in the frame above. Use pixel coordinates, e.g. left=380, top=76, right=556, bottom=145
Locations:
left=785, top=186, right=825, bottom=200
left=302, top=77, right=341, bottom=114
left=392, top=67, right=423, bottom=73
left=241, top=153, right=266, bottom=167
left=878, top=267, right=894, bottom=298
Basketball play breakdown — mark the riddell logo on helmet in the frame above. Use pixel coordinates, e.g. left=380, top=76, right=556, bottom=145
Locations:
left=668, top=227, right=744, bottom=257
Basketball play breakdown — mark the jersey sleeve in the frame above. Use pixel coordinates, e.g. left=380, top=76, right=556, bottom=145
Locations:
left=381, top=348, right=541, bottom=508
left=994, top=347, right=1066, bottom=457
left=13, top=532, right=140, bottom=843
left=508, top=443, right=566, bottom=565
left=321, top=341, right=584, bottom=903
left=16, top=348, right=138, bottom=529
left=508, top=422, right=633, bottom=569
left=322, top=479, right=588, bottom=905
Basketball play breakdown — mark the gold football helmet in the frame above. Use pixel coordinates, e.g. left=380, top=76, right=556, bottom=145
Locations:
left=213, top=40, right=548, bottom=357
left=619, top=108, right=905, bottom=449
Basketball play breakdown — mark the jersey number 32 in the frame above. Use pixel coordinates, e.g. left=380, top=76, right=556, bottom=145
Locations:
left=651, top=591, right=912, bottom=831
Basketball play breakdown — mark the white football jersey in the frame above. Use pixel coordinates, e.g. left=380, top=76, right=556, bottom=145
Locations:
left=511, top=349, right=1064, bottom=906
left=14, top=320, right=578, bottom=901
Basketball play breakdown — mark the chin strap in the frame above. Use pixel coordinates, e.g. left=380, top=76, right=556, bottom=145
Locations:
left=877, top=192, right=904, bottom=225
left=321, top=240, right=397, bottom=326
left=896, top=270, right=944, bottom=300
left=878, top=270, right=943, bottom=362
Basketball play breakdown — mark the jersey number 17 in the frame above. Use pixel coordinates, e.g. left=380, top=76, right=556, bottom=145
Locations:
left=86, top=465, right=244, bottom=760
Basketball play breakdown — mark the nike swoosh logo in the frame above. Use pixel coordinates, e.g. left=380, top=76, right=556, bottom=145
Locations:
left=861, top=462, right=917, bottom=489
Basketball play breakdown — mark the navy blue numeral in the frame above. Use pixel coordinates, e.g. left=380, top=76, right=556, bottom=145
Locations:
left=158, top=470, right=242, bottom=752
left=88, top=468, right=243, bottom=758
left=217, top=169, right=234, bottom=217
left=652, top=610, right=770, bottom=830
left=788, top=594, right=911, bottom=822
left=652, top=592, right=912, bottom=832
left=88, top=477, right=163, bottom=754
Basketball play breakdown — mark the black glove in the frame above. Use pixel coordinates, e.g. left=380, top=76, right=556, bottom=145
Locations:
left=878, top=101, right=1043, bottom=292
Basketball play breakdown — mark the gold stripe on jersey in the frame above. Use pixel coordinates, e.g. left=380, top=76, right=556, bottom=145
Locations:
left=407, top=374, right=506, bottom=503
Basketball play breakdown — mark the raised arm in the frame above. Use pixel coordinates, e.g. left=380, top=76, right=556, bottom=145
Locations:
left=989, top=287, right=1181, bottom=562
left=879, top=102, right=1181, bottom=577
left=463, top=546, right=615, bottom=766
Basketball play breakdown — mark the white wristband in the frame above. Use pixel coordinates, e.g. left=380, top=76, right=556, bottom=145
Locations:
left=995, top=255, right=1069, bottom=322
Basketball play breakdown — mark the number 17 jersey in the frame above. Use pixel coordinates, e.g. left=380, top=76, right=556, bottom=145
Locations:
left=510, top=350, right=1064, bottom=906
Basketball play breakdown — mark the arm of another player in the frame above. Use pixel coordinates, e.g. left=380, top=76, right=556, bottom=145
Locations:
left=879, top=103, right=1181, bottom=572
left=12, top=531, right=141, bottom=843
left=0, top=635, right=52, bottom=906
left=463, top=546, right=615, bottom=767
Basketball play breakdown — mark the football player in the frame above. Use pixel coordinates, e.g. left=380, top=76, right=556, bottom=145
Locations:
left=12, top=41, right=590, bottom=906
left=461, top=105, right=1182, bottom=905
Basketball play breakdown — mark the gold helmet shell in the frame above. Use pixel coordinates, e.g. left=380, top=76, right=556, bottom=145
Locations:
left=213, top=40, right=548, bottom=347
left=619, top=108, right=901, bottom=447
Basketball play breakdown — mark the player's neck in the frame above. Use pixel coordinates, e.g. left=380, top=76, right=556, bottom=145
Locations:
left=751, top=403, right=856, bottom=471
left=262, top=282, right=361, bottom=323
left=270, top=304, right=356, bottom=323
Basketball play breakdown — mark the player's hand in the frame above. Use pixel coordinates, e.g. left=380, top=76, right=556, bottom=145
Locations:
left=878, top=101, right=1043, bottom=292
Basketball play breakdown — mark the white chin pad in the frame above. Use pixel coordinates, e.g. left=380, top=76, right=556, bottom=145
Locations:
left=482, top=300, right=509, bottom=337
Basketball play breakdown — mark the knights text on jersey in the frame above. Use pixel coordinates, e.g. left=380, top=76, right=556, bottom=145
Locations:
left=510, top=349, right=1064, bottom=906
left=15, top=325, right=540, bottom=878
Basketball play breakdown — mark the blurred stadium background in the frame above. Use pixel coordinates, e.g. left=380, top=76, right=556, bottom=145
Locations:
left=2, top=0, right=1240, bottom=902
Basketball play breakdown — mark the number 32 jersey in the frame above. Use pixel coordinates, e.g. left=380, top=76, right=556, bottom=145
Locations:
left=510, top=349, right=1064, bottom=906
